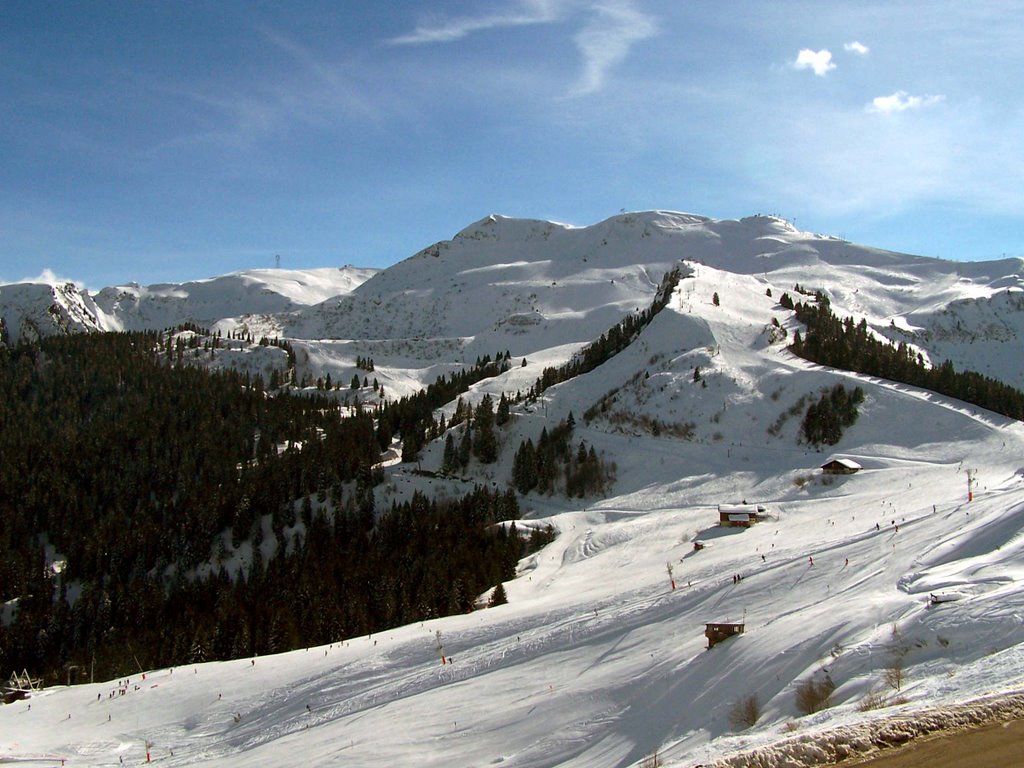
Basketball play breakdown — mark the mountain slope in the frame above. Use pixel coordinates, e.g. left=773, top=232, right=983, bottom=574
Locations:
left=2, top=211, right=1024, bottom=768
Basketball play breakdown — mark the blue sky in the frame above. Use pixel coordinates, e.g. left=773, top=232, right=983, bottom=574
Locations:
left=3, top=1, right=1022, bottom=287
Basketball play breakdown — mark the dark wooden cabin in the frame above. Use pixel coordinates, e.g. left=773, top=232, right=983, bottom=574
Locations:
left=821, top=458, right=862, bottom=475
left=705, top=622, right=745, bottom=649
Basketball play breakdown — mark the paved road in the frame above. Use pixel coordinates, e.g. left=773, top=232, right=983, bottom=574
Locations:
left=849, top=718, right=1024, bottom=768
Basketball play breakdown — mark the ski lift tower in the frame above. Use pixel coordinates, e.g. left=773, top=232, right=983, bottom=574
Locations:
left=435, top=630, right=447, bottom=665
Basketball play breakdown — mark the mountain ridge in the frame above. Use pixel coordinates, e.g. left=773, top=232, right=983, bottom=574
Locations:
left=4, top=210, right=1024, bottom=406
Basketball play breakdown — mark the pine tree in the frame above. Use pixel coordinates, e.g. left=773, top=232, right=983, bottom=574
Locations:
left=458, top=426, right=472, bottom=469
left=489, top=582, right=508, bottom=607
left=496, top=393, right=510, bottom=426
left=512, top=439, right=538, bottom=494
left=442, top=434, right=457, bottom=474
left=473, top=394, right=498, bottom=464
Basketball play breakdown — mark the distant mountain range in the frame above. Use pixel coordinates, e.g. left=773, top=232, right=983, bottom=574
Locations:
left=4, top=212, right=1022, bottom=391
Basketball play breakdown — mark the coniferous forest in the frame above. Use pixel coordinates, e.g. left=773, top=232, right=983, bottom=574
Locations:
left=786, top=291, right=1024, bottom=421
left=0, top=331, right=551, bottom=684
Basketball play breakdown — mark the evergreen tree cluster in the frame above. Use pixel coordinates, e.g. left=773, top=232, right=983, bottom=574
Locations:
left=789, top=293, right=1024, bottom=421
left=0, top=331, right=371, bottom=586
left=252, top=335, right=298, bottom=388
left=1, top=483, right=548, bottom=682
left=799, top=384, right=865, bottom=446
left=0, top=333, right=548, bottom=685
left=528, top=267, right=683, bottom=399
left=355, top=355, right=375, bottom=371
left=440, top=392, right=514, bottom=474
left=511, top=415, right=613, bottom=497
left=158, top=327, right=300, bottom=391
left=377, top=352, right=512, bottom=462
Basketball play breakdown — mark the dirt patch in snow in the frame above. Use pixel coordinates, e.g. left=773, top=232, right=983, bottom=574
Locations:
left=846, top=717, right=1024, bottom=768
left=706, top=690, right=1024, bottom=768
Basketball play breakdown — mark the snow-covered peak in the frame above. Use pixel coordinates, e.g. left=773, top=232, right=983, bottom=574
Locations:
left=0, top=280, right=111, bottom=343
left=0, top=266, right=377, bottom=344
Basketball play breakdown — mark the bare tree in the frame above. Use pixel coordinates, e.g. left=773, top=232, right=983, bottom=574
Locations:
left=794, top=675, right=835, bottom=715
left=729, top=693, right=761, bottom=730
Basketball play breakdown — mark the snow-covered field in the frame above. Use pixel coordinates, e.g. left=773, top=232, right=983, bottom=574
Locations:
left=3, top=211, right=1024, bottom=767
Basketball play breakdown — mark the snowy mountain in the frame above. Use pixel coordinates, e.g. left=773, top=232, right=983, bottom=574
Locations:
left=8, top=212, right=1020, bottom=389
left=3, top=211, right=1024, bottom=768
left=0, top=266, right=378, bottom=345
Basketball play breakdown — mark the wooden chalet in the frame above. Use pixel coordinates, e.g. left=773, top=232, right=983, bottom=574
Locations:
left=718, top=504, right=766, bottom=528
left=821, top=458, right=862, bottom=475
left=705, top=622, right=745, bottom=649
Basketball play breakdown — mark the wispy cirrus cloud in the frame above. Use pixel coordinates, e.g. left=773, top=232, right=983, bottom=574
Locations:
left=136, top=26, right=390, bottom=154
left=844, top=40, right=869, bottom=55
left=388, top=0, right=563, bottom=45
left=868, top=90, right=945, bottom=114
left=793, top=48, right=835, bottom=76
left=569, top=1, right=657, bottom=97
left=389, top=1, right=656, bottom=97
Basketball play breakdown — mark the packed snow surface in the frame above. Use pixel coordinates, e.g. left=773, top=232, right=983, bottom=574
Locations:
left=3, top=211, right=1024, bottom=767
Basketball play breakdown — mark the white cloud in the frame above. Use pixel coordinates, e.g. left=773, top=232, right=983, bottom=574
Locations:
left=569, top=1, right=657, bottom=97
left=868, top=91, right=945, bottom=114
left=389, top=1, right=656, bottom=97
left=388, top=0, right=562, bottom=45
left=844, top=41, right=870, bottom=55
left=11, top=268, right=86, bottom=289
left=794, top=48, right=836, bottom=76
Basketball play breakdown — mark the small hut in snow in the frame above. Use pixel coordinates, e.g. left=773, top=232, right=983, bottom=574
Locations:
left=705, top=622, right=745, bottom=649
left=821, top=458, right=862, bottom=475
left=718, top=504, right=766, bottom=528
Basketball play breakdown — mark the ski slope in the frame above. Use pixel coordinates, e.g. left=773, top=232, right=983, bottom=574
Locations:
left=4, top=416, right=1023, bottom=767
left=3, top=212, right=1024, bottom=767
